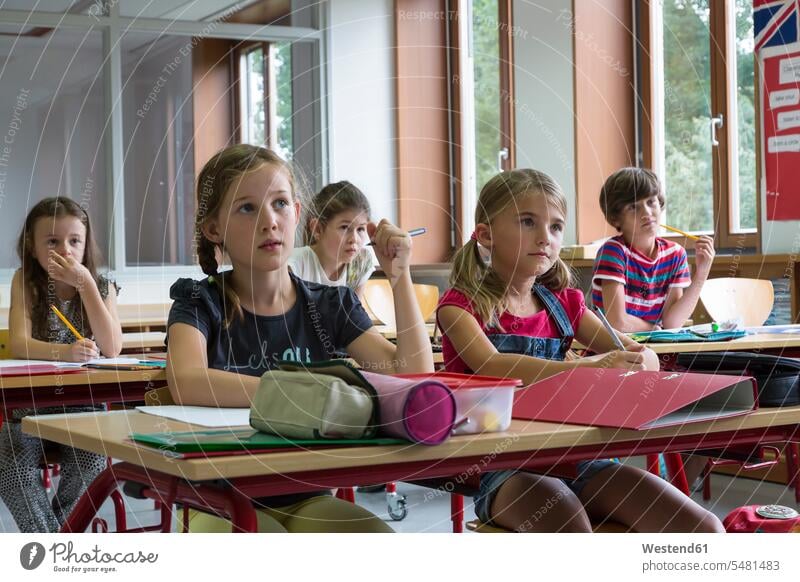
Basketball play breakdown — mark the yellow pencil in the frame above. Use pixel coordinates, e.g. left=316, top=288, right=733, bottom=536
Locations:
left=660, top=224, right=701, bottom=241
left=50, top=304, right=84, bottom=341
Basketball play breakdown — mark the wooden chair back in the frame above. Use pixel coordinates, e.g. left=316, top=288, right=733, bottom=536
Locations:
left=699, top=278, right=774, bottom=327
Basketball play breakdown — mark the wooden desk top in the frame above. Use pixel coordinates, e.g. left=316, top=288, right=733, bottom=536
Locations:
left=0, top=368, right=167, bottom=389
left=641, top=333, right=800, bottom=354
left=22, top=406, right=800, bottom=482
left=0, top=305, right=171, bottom=330
left=121, top=331, right=166, bottom=350
left=374, top=323, right=437, bottom=340
left=573, top=332, right=800, bottom=355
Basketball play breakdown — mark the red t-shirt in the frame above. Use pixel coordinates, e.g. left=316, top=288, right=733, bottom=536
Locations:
left=436, top=287, right=587, bottom=374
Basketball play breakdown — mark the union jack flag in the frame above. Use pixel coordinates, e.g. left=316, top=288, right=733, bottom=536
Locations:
left=755, top=0, right=800, bottom=51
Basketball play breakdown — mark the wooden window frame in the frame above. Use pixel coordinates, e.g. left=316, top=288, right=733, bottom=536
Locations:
left=638, top=0, right=758, bottom=252
left=233, top=41, right=271, bottom=147
left=498, top=0, right=515, bottom=171
left=447, top=0, right=516, bottom=247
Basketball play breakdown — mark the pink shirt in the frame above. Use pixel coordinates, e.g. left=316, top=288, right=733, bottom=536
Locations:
left=436, top=287, right=587, bottom=374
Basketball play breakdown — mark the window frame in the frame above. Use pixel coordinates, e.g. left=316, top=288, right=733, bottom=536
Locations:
left=234, top=41, right=270, bottom=147
left=449, top=0, right=516, bottom=247
left=638, top=0, right=758, bottom=251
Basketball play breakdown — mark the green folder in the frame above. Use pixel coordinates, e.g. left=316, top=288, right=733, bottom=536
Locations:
left=131, top=428, right=406, bottom=453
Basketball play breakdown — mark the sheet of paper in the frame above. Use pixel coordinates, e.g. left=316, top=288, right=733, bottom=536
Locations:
left=768, top=134, right=800, bottom=153
left=0, top=357, right=142, bottom=369
left=86, top=357, right=142, bottom=365
left=777, top=109, right=800, bottom=130
left=779, top=56, right=800, bottom=85
left=770, top=88, right=800, bottom=109
left=136, top=405, right=251, bottom=428
left=746, top=324, right=800, bottom=334
left=0, top=359, right=82, bottom=369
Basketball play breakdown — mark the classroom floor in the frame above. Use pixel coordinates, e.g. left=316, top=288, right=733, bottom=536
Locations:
left=0, top=461, right=796, bottom=533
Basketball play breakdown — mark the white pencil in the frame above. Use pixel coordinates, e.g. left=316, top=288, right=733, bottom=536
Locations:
left=594, top=307, right=625, bottom=351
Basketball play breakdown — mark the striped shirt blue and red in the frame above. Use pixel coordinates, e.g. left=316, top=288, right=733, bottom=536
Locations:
left=591, top=236, right=691, bottom=324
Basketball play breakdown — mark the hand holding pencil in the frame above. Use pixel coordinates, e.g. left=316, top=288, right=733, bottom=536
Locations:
left=50, top=305, right=99, bottom=362
left=661, top=225, right=715, bottom=279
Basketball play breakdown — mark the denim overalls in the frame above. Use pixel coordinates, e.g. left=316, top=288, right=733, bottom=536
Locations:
left=473, top=284, right=616, bottom=525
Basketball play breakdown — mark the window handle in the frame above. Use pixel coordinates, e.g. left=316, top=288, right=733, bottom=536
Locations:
left=710, top=115, right=724, bottom=147
left=497, top=147, right=509, bottom=171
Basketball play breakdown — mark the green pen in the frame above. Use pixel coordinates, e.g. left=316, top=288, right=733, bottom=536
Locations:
left=711, top=322, right=719, bottom=333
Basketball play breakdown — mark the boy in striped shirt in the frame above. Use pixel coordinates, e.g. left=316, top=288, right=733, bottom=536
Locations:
left=591, top=168, right=715, bottom=332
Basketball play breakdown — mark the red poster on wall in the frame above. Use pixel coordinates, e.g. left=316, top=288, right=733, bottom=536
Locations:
left=762, top=49, right=800, bottom=220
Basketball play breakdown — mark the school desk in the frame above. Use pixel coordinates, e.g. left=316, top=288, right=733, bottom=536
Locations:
left=0, top=305, right=171, bottom=332
left=120, top=332, right=167, bottom=353
left=374, top=323, right=437, bottom=340
left=116, top=304, right=171, bottom=332
left=644, top=333, right=800, bottom=356
left=21, top=405, right=800, bottom=533
left=0, top=368, right=168, bottom=424
left=573, top=331, right=800, bottom=357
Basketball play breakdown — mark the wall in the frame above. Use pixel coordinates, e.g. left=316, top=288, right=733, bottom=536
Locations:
left=327, top=0, right=397, bottom=224
left=512, top=0, right=577, bottom=244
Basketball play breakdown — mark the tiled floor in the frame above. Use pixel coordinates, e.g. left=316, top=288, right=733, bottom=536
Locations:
left=0, top=463, right=796, bottom=533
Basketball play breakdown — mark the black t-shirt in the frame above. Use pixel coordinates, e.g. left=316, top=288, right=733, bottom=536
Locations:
left=167, top=273, right=373, bottom=375
left=166, top=272, right=374, bottom=509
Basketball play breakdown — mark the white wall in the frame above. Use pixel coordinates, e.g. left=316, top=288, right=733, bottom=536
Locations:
left=327, top=0, right=396, bottom=224
left=512, top=0, right=577, bottom=244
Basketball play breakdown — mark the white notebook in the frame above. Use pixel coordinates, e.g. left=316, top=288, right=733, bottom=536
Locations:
left=0, top=357, right=142, bottom=369
left=136, top=405, right=250, bottom=428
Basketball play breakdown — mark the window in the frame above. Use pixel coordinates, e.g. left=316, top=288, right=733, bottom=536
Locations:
left=472, top=0, right=503, bottom=191
left=0, top=26, right=108, bottom=269
left=457, top=0, right=514, bottom=239
left=646, top=0, right=756, bottom=246
left=0, top=2, right=326, bottom=274
left=239, top=45, right=266, bottom=147
left=122, top=32, right=196, bottom=267
left=237, top=41, right=294, bottom=161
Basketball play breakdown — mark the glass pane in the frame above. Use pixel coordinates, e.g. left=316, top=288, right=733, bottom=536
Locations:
left=4, top=0, right=80, bottom=14
left=472, top=0, right=501, bottom=192
left=240, top=47, right=266, bottom=146
left=273, top=42, right=293, bottom=161
left=119, top=0, right=318, bottom=28
left=661, top=0, right=713, bottom=232
left=121, top=33, right=196, bottom=266
left=0, top=26, right=108, bottom=269
left=734, top=0, right=756, bottom=230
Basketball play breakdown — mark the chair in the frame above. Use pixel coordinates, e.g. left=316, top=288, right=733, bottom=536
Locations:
left=0, top=329, right=11, bottom=359
left=363, top=279, right=440, bottom=327
left=144, top=386, right=174, bottom=406
left=699, top=277, right=774, bottom=326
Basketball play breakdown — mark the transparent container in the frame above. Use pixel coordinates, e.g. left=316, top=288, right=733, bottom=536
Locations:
left=396, top=372, right=522, bottom=435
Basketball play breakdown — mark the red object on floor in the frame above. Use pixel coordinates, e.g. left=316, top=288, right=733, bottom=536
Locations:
left=723, top=505, right=800, bottom=533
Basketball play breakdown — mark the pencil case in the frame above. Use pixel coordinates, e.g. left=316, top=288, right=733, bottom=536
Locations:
left=277, top=360, right=456, bottom=445
left=250, top=368, right=379, bottom=440
left=674, top=351, right=800, bottom=407
left=630, top=329, right=747, bottom=343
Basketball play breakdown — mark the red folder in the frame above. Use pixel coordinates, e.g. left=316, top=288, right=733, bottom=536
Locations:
left=0, top=365, right=84, bottom=377
left=512, top=368, right=758, bottom=430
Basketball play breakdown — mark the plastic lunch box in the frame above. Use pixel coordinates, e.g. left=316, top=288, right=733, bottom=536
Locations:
left=395, top=372, right=523, bottom=435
